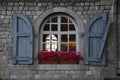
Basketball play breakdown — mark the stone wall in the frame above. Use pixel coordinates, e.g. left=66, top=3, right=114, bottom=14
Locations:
left=0, top=0, right=115, bottom=80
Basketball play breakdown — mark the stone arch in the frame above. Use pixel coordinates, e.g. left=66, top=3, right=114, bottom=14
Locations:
left=35, top=7, right=84, bottom=34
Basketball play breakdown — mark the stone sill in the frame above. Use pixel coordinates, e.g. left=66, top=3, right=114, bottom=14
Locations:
left=36, top=64, right=88, bottom=71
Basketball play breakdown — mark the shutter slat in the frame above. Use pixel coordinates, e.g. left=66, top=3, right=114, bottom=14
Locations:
left=13, top=12, right=33, bottom=65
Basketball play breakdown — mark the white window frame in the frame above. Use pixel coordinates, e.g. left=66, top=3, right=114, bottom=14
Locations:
left=40, top=14, right=80, bottom=52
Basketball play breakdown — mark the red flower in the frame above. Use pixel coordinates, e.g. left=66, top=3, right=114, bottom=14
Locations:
left=37, top=50, right=83, bottom=63
left=37, top=51, right=59, bottom=61
left=37, top=52, right=41, bottom=59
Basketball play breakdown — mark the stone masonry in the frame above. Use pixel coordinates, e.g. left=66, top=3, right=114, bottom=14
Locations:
left=0, top=0, right=116, bottom=80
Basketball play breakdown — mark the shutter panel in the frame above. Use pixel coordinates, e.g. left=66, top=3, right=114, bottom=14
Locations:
left=84, top=12, right=110, bottom=65
left=13, top=12, right=33, bottom=64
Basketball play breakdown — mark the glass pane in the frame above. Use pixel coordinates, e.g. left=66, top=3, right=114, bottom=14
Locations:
left=61, top=24, right=68, bottom=31
left=69, top=34, right=76, bottom=42
left=51, top=34, right=58, bottom=51
left=51, top=24, right=58, bottom=31
left=61, top=35, right=67, bottom=42
left=43, top=43, right=50, bottom=51
left=69, top=24, right=75, bottom=31
left=69, top=19, right=72, bottom=23
left=46, top=20, right=50, bottom=23
left=51, top=17, right=57, bottom=23
left=51, top=43, right=58, bottom=51
left=61, top=17, right=68, bottom=23
left=43, top=24, right=50, bottom=31
left=61, top=43, right=68, bottom=51
left=43, top=34, right=50, bottom=42
left=69, top=43, right=76, bottom=51
left=51, top=34, right=58, bottom=40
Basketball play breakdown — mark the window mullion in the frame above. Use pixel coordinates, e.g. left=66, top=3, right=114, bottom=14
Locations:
left=50, top=19, right=52, bottom=51
left=58, top=16, right=61, bottom=51
left=40, top=34, right=43, bottom=51
left=68, top=19, right=70, bottom=51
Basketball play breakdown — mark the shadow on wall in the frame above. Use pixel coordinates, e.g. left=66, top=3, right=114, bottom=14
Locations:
left=104, top=78, right=120, bottom=80
left=0, top=78, right=9, bottom=80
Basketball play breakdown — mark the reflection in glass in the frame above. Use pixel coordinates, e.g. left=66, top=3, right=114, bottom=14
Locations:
left=61, top=43, right=68, bottom=51
left=43, top=34, right=49, bottom=42
left=43, top=34, right=58, bottom=51
left=43, top=43, right=50, bottom=51
left=69, top=43, right=76, bottom=51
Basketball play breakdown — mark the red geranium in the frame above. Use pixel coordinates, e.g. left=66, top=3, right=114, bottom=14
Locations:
left=59, top=51, right=83, bottom=61
left=37, top=50, right=83, bottom=63
left=37, top=51, right=59, bottom=62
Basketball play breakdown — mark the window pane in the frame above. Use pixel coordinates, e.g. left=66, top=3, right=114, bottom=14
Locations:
left=61, top=35, right=67, bottom=42
left=43, top=43, right=50, bottom=51
left=43, top=34, right=50, bottom=42
left=51, top=24, right=58, bottom=31
left=61, top=17, right=68, bottom=23
left=61, top=24, right=68, bottom=31
left=51, top=34, right=58, bottom=51
left=69, top=24, right=75, bottom=31
left=51, top=43, right=58, bottom=51
left=51, top=34, right=58, bottom=43
left=69, top=34, right=76, bottom=42
left=52, top=17, right=57, bottom=23
left=69, top=19, right=72, bottom=23
left=43, top=24, right=50, bottom=31
left=69, top=43, right=76, bottom=51
left=47, top=20, right=50, bottom=23
left=61, top=43, right=68, bottom=51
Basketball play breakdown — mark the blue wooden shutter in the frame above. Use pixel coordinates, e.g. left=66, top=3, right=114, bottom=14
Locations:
left=84, top=12, right=110, bottom=65
left=13, top=12, right=33, bottom=64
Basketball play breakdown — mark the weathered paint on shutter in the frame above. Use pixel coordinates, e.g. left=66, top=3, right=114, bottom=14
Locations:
left=84, top=12, right=110, bottom=65
left=13, top=12, right=33, bottom=64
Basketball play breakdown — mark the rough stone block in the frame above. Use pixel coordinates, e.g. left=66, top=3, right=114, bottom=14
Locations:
left=84, top=6, right=89, bottom=11
left=90, top=6, right=95, bottom=10
left=10, top=75, right=17, bottom=79
left=13, top=7, right=18, bottom=10
left=7, top=7, right=12, bottom=11
left=2, top=11, right=6, bottom=15
left=24, top=7, right=29, bottom=10
left=19, top=7, right=23, bottom=10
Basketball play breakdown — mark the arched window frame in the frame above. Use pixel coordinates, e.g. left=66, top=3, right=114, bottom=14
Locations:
left=40, top=14, right=80, bottom=51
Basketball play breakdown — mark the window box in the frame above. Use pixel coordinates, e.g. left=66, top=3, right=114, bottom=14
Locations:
left=39, top=59, right=58, bottom=64
left=59, top=51, right=82, bottom=64
left=60, top=60, right=78, bottom=64
left=37, top=51, right=83, bottom=64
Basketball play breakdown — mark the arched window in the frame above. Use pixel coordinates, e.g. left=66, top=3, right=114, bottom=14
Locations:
left=40, top=15, right=79, bottom=51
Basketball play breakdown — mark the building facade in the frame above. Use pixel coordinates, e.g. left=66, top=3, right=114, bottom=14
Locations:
left=0, top=0, right=119, bottom=80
